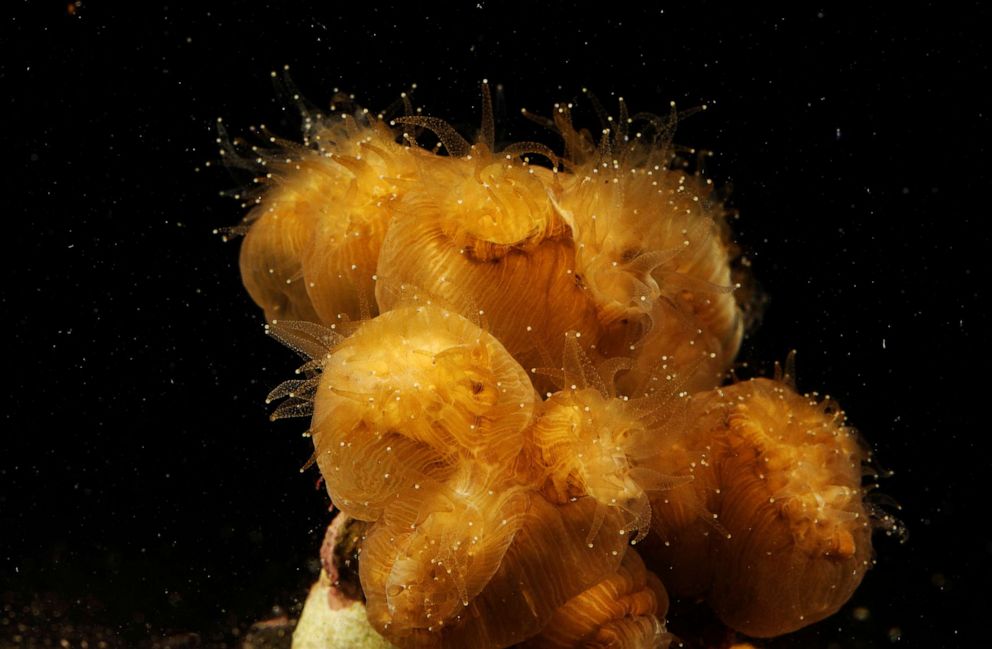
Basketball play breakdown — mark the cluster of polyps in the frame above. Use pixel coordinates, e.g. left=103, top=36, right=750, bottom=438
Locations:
left=229, top=82, right=879, bottom=648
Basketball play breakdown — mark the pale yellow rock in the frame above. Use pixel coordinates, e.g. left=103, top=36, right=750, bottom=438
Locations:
left=292, top=570, right=395, bottom=649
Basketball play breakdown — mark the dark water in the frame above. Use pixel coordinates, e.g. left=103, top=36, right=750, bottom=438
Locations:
left=4, top=4, right=987, bottom=647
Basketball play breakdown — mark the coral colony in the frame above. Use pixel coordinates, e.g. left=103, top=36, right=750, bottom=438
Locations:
left=223, top=79, right=890, bottom=648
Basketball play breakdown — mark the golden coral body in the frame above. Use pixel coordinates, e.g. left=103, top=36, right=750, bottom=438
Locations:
left=229, top=83, right=888, bottom=648
left=644, top=378, right=873, bottom=637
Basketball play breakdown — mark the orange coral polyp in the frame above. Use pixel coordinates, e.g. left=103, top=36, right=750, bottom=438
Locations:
left=309, top=305, right=538, bottom=521
left=555, top=150, right=743, bottom=396
left=239, top=115, right=420, bottom=326
left=237, top=168, right=326, bottom=324
left=361, top=465, right=531, bottom=638
left=532, top=387, right=655, bottom=540
left=646, top=378, right=872, bottom=638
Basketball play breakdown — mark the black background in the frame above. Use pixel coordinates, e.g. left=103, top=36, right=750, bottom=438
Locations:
left=4, top=3, right=988, bottom=647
